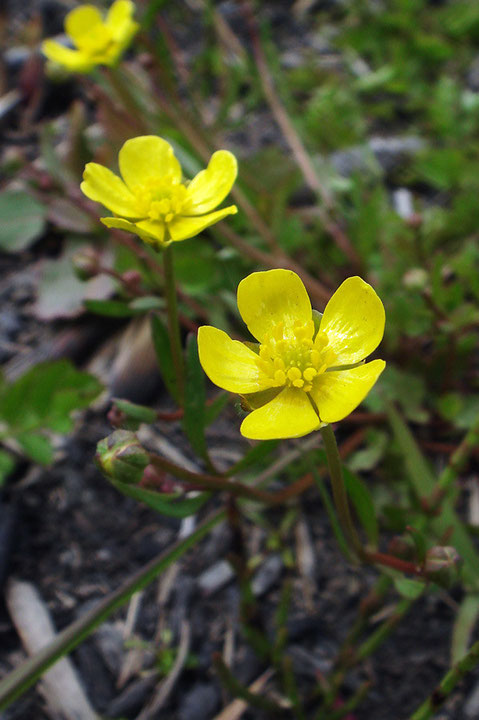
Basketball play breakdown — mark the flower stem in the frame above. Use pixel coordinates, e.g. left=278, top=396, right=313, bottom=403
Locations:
left=409, top=636, right=479, bottom=720
left=320, top=424, right=364, bottom=559
left=162, top=245, right=185, bottom=405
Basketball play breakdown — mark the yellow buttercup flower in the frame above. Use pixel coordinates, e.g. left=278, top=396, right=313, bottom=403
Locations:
left=81, top=136, right=238, bottom=247
left=42, top=1, right=139, bottom=73
left=198, top=270, right=386, bottom=440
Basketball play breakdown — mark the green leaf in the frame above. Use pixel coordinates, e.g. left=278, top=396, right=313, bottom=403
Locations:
left=452, top=595, right=479, bottom=664
left=183, top=335, right=208, bottom=461
left=84, top=299, right=137, bottom=317
left=204, top=392, right=229, bottom=426
left=0, top=360, right=103, bottom=434
left=112, top=480, right=211, bottom=518
left=16, top=433, right=53, bottom=465
left=0, top=450, right=15, bottom=487
left=35, top=238, right=114, bottom=321
left=386, top=402, right=436, bottom=496
left=0, top=191, right=46, bottom=252
left=343, top=467, right=379, bottom=546
left=312, top=467, right=351, bottom=561
left=150, top=314, right=178, bottom=402
left=226, top=440, right=279, bottom=477
left=394, top=578, right=424, bottom=600
left=113, top=399, right=157, bottom=426
left=129, top=296, right=164, bottom=312
left=387, top=403, right=479, bottom=590
left=348, top=430, right=388, bottom=472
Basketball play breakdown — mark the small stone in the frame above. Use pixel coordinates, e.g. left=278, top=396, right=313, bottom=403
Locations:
left=178, top=682, right=220, bottom=720
left=198, top=560, right=234, bottom=596
left=94, top=623, right=124, bottom=676
left=392, top=188, right=414, bottom=220
left=252, top=554, right=283, bottom=596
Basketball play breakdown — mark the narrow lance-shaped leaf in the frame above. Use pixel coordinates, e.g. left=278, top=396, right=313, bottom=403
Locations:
left=112, top=480, right=211, bottom=518
left=343, top=466, right=379, bottom=547
left=183, top=334, right=208, bottom=461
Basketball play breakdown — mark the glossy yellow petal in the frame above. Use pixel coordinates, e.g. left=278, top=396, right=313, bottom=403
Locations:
left=42, top=40, right=94, bottom=72
left=118, top=136, right=181, bottom=190
left=319, top=276, right=385, bottom=366
left=81, top=163, right=140, bottom=216
left=237, top=269, right=312, bottom=343
left=135, top=219, right=166, bottom=246
left=168, top=205, right=237, bottom=242
left=198, top=326, right=271, bottom=394
left=240, top=386, right=320, bottom=440
left=101, top=217, right=160, bottom=245
left=182, top=151, right=238, bottom=215
left=65, top=5, right=103, bottom=47
left=106, top=0, right=136, bottom=37
left=310, top=359, right=386, bottom=424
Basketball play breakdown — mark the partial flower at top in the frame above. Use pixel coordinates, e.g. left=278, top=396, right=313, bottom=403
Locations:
left=42, top=1, right=139, bottom=73
left=81, top=136, right=238, bottom=247
left=198, top=270, right=386, bottom=440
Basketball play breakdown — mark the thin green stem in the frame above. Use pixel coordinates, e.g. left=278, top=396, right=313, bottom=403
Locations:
left=320, top=424, right=364, bottom=559
left=162, top=245, right=185, bottom=405
left=409, top=636, right=479, bottom=720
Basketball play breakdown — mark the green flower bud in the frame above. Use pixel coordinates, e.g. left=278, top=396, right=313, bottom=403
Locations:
left=424, top=546, right=462, bottom=588
left=96, top=430, right=150, bottom=485
left=72, top=247, right=100, bottom=281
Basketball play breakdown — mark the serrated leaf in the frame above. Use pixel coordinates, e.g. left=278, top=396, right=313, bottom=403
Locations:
left=0, top=191, right=46, bottom=252
left=150, top=314, right=178, bottom=402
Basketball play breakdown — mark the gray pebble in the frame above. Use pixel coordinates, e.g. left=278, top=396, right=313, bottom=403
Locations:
left=178, top=682, right=220, bottom=720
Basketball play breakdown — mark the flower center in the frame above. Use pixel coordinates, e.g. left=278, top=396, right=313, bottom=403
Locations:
left=132, top=178, right=187, bottom=223
left=256, top=320, right=336, bottom=392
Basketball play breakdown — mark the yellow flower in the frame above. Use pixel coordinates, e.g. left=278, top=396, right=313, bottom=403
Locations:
left=198, top=270, right=386, bottom=440
left=42, top=1, right=139, bottom=73
left=81, top=136, right=238, bottom=247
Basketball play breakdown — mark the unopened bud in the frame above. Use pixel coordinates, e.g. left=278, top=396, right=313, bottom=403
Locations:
left=403, top=268, right=428, bottom=290
left=424, top=546, right=462, bottom=588
left=72, top=246, right=101, bottom=281
left=122, top=269, right=142, bottom=292
left=96, top=430, right=150, bottom=485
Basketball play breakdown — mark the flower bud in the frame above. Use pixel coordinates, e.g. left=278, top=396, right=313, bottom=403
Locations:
left=72, top=246, right=101, bottom=281
left=424, top=546, right=462, bottom=588
left=96, top=430, right=150, bottom=485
